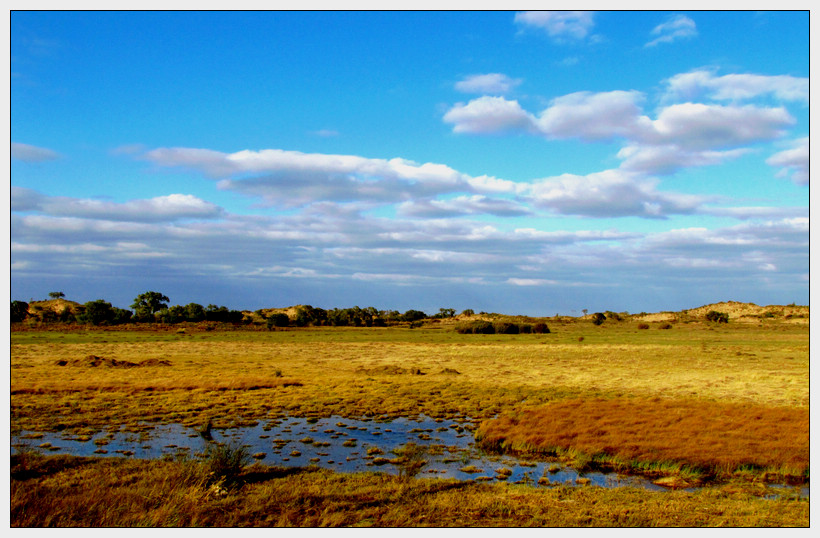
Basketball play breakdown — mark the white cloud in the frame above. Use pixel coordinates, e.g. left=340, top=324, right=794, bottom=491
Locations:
left=664, top=70, right=809, bottom=103
left=442, top=96, right=537, bottom=134
left=766, top=137, right=809, bottom=185
left=397, top=195, right=532, bottom=218
left=443, top=89, right=795, bottom=177
left=645, top=14, right=697, bottom=47
left=455, top=73, right=522, bottom=95
left=646, top=103, right=794, bottom=150
left=11, top=187, right=223, bottom=222
left=537, top=90, right=650, bottom=141
left=617, top=144, right=751, bottom=175
left=11, top=142, right=60, bottom=162
left=528, top=169, right=705, bottom=218
left=514, top=11, right=595, bottom=41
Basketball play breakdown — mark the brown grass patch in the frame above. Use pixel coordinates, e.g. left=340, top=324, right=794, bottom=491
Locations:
left=476, top=397, right=808, bottom=482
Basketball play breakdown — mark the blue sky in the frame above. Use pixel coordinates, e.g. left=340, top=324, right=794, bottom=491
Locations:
left=10, top=10, right=810, bottom=315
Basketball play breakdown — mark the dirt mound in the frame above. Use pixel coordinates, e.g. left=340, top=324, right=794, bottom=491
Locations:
left=55, top=355, right=171, bottom=368
left=356, top=365, right=425, bottom=376
left=685, top=301, right=808, bottom=321
left=27, top=298, right=83, bottom=315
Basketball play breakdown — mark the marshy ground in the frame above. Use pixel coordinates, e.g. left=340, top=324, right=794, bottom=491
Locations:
left=10, top=315, right=810, bottom=526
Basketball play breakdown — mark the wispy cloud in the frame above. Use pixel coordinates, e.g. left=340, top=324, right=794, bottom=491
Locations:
left=645, top=14, right=697, bottom=47
left=11, top=187, right=224, bottom=222
left=766, top=137, right=809, bottom=185
left=455, top=73, right=522, bottom=95
left=663, top=69, right=809, bottom=103
left=514, top=11, right=596, bottom=42
left=11, top=142, right=60, bottom=162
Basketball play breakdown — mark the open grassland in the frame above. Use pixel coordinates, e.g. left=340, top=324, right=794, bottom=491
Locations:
left=10, top=453, right=809, bottom=527
left=10, top=318, right=809, bottom=526
left=11, top=320, right=808, bottom=434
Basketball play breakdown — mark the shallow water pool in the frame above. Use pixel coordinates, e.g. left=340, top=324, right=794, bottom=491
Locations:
left=12, top=415, right=807, bottom=497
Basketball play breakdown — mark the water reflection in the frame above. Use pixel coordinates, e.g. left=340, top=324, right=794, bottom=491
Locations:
left=11, top=415, right=807, bottom=498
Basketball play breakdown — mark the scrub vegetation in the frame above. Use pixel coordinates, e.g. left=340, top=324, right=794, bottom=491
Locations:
left=9, top=298, right=809, bottom=527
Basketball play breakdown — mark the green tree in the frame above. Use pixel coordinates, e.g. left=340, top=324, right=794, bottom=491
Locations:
left=183, top=303, right=206, bottom=322
left=266, top=313, right=290, bottom=329
left=402, top=309, right=427, bottom=322
left=10, top=301, right=29, bottom=323
left=591, top=312, right=606, bottom=326
left=48, top=291, right=65, bottom=300
left=131, top=291, right=169, bottom=321
left=78, top=300, right=116, bottom=325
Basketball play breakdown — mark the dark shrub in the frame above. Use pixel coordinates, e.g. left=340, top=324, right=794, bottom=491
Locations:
left=705, top=311, right=729, bottom=323
left=10, top=301, right=29, bottom=323
left=532, top=322, right=550, bottom=334
left=659, top=323, right=673, bottom=330
left=402, top=309, right=427, bottom=322
left=519, top=324, right=533, bottom=334
left=637, top=323, right=650, bottom=330
left=493, top=322, right=520, bottom=334
left=267, top=313, right=290, bottom=329
left=591, top=312, right=606, bottom=326
left=456, top=320, right=495, bottom=334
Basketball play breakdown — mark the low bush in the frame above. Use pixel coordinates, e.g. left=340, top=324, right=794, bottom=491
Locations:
left=493, top=322, right=519, bottom=335
left=637, top=323, right=650, bottom=330
left=532, top=322, right=550, bottom=334
left=455, top=320, right=495, bottom=334
left=706, top=311, right=729, bottom=323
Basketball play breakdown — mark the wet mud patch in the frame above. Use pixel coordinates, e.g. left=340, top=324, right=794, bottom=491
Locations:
left=54, top=355, right=172, bottom=368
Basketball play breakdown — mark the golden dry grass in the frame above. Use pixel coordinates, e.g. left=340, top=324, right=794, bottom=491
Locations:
left=10, top=321, right=808, bottom=435
left=10, top=454, right=809, bottom=527
left=476, top=397, right=809, bottom=482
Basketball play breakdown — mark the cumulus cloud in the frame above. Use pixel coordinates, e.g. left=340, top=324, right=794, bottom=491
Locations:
left=645, top=14, right=697, bottom=47
left=528, top=170, right=706, bottom=218
left=514, top=11, right=595, bottom=42
left=11, top=187, right=223, bottom=222
left=646, top=103, right=794, bottom=150
left=664, top=70, right=809, bottom=103
left=442, top=96, right=537, bottom=134
left=11, top=142, right=60, bottom=162
left=536, top=90, right=650, bottom=141
left=455, top=73, right=522, bottom=95
left=443, top=87, right=794, bottom=176
left=766, top=137, right=809, bottom=185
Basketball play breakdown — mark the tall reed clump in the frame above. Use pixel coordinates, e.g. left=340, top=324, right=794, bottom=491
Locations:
left=475, top=397, right=809, bottom=483
left=200, top=441, right=251, bottom=489
left=390, top=442, right=429, bottom=479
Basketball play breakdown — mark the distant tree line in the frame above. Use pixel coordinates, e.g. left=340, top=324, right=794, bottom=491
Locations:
left=10, top=291, right=245, bottom=326
left=10, top=291, right=445, bottom=329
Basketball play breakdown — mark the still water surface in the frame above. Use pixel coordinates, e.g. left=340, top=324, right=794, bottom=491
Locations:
left=12, top=414, right=807, bottom=497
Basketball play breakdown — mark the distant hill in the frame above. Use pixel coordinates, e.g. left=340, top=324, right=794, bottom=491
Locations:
left=633, top=301, right=808, bottom=323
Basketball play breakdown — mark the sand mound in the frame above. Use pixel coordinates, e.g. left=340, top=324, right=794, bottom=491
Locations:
left=633, top=302, right=808, bottom=323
